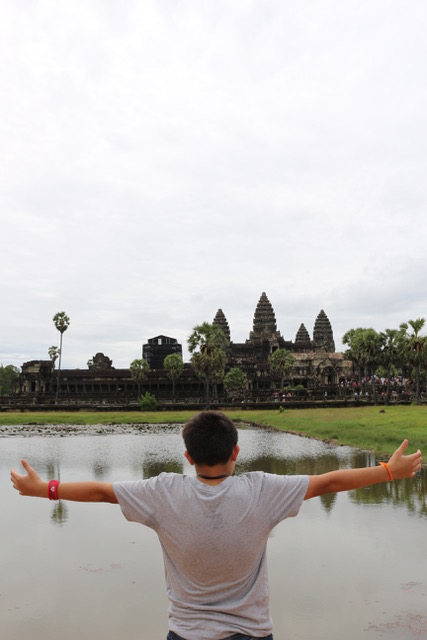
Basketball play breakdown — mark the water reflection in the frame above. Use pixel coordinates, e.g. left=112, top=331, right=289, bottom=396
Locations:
left=1, top=427, right=426, bottom=640
left=50, top=499, right=68, bottom=525
left=143, top=458, right=184, bottom=478
left=9, top=427, right=425, bottom=521
left=93, top=460, right=111, bottom=479
left=349, top=472, right=427, bottom=518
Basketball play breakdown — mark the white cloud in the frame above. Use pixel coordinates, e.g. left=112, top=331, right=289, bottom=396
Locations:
left=1, top=0, right=427, bottom=370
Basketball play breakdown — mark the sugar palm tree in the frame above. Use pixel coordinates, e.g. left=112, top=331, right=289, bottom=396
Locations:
left=399, top=318, right=426, bottom=404
left=379, top=328, right=404, bottom=404
left=130, top=358, right=149, bottom=396
left=270, top=348, right=294, bottom=392
left=342, top=328, right=365, bottom=387
left=48, top=345, right=60, bottom=368
left=359, top=328, right=383, bottom=404
left=188, top=322, right=228, bottom=408
left=53, top=312, right=70, bottom=403
left=164, top=353, right=184, bottom=404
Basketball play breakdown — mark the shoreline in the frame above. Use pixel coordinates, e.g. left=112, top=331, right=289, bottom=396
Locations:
left=0, top=423, right=183, bottom=438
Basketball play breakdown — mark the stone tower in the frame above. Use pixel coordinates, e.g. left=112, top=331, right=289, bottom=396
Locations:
left=248, top=292, right=283, bottom=344
left=213, top=308, right=231, bottom=342
left=313, top=310, right=335, bottom=352
left=295, top=323, right=311, bottom=345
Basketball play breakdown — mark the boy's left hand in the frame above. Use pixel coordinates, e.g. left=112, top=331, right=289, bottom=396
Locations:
left=388, top=440, right=422, bottom=479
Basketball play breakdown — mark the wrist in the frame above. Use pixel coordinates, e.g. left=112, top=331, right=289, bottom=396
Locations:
left=48, top=479, right=60, bottom=500
left=37, top=481, right=49, bottom=498
left=380, top=461, right=393, bottom=481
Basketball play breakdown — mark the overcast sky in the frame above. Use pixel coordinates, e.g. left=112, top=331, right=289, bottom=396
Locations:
left=1, top=0, right=427, bottom=370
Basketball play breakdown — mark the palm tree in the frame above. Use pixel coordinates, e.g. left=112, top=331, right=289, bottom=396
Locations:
left=359, top=328, right=383, bottom=404
left=130, top=358, right=149, bottom=396
left=53, top=311, right=70, bottom=403
left=343, top=327, right=382, bottom=401
left=342, top=328, right=365, bottom=387
left=379, top=328, right=403, bottom=404
left=399, top=318, right=426, bottom=404
left=48, top=345, right=60, bottom=368
left=163, top=353, right=184, bottom=404
left=270, top=348, right=294, bottom=392
left=188, top=322, right=228, bottom=408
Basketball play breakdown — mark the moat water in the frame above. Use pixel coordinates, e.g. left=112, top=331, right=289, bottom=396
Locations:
left=1, top=426, right=426, bottom=640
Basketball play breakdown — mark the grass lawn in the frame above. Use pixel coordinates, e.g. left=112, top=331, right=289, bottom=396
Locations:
left=1, top=405, right=426, bottom=456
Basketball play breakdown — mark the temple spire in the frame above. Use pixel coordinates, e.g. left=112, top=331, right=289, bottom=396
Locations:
left=295, top=323, right=311, bottom=345
left=313, top=310, right=335, bottom=352
left=248, top=292, right=283, bottom=343
left=213, top=308, right=231, bottom=342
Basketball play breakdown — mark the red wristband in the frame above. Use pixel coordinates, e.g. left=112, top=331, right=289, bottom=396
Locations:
left=48, top=479, right=60, bottom=500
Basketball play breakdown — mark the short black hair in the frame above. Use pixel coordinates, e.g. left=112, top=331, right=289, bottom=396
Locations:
left=182, top=411, right=238, bottom=466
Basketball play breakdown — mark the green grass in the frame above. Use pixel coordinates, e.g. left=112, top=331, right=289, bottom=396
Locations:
left=228, top=406, right=427, bottom=456
left=0, top=410, right=195, bottom=426
left=1, top=406, right=426, bottom=456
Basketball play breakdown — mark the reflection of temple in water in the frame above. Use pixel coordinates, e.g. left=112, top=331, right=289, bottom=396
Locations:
left=16, top=292, right=352, bottom=406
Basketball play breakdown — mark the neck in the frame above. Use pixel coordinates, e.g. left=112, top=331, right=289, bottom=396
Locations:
left=195, top=462, right=234, bottom=485
left=197, top=473, right=229, bottom=480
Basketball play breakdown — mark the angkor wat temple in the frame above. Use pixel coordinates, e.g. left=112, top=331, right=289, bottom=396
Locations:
left=16, top=292, right=352, bottom=406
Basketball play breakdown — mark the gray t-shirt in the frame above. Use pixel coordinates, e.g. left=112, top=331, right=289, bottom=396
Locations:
left=113, top=471, right=309, bottom=640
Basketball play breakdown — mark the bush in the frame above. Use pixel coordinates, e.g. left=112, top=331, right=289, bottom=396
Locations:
left=139, top=392, right=159, bottom=411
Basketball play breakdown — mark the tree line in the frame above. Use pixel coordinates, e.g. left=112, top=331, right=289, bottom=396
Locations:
left=1, top=313, right=426, bottom=408
left=343, top=318, right=426, bottom=404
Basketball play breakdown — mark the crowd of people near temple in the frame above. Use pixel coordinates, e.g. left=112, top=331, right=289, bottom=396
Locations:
left=272, top=375, right=421, bottom=403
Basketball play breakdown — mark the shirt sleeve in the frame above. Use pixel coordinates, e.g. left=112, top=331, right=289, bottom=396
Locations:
left=261, top=473, right=309, bottom=526
left=113, top=477, right=159, bottom=527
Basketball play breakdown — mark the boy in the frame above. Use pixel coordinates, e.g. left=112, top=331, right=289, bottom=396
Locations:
left=11, top=410, right=422, bottom=640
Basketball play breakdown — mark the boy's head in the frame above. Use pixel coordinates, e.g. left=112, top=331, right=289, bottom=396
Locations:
left=182, top=411, right=238, bottom=466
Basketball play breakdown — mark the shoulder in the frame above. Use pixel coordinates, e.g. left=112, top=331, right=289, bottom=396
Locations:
left=235, top=471, right=309, bottom=494
left=114, top=472, right=187, bottom=494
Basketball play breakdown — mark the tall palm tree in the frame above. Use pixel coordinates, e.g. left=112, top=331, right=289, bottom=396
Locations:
left=343, top=328, right=382, bottom=402
left=48, top=346, right=60, bottom=368
left=399, top=318, right=426, bottom=404
left=360, top=328, right=383, bottom=404
left=163, top=353, right=184, bottom=404
left=188, top=322, right=228, bottom=408
left=53, top=311, right=70, bottom=404
left=270, top=348, right=294, bottom=392
left=130, top=358, right=149, bottom=396
left=379, top=327, right=406, bottom=404
left=342, top=328, right=366, bottom=392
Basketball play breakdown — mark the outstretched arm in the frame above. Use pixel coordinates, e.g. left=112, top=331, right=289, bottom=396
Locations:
left=11, top=459, right=118, bottom=503
left=304, top=439, right=422, bottom=500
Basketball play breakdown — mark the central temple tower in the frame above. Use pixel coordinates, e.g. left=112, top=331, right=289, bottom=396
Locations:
left=247, top=292, right=283, bottom=347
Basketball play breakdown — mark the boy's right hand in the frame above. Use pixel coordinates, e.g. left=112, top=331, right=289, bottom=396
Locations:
left=11, top=459, right=47, bottom=497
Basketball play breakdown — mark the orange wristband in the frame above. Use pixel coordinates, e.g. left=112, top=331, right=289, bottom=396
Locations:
left=380, top=462, right=393, bottom=481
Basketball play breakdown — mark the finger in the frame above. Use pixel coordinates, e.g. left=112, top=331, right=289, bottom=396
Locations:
left=21, top=459, right=38, bottom=478
left=21, top=459, right=32, bottom=472
left=398, top=439, right=409, bottom=453
left=407, top=450, right=422, bottom=462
